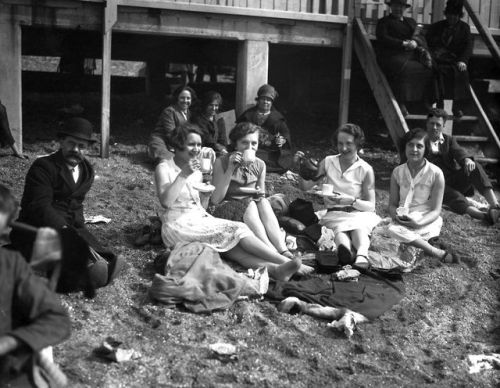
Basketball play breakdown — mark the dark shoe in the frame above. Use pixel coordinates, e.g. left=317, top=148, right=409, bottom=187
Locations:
left=337, top=244, right=354, bottom=265
left=453, top=110, right=464, bottom=119
left=353, top=255, right=371, bottom=270
left=485, top=207, right=500, bottom=225
left=440, top=251, right=460, bottom=264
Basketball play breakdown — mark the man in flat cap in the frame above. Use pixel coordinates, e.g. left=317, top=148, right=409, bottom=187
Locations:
left=10, top=117, right=124, bottom=291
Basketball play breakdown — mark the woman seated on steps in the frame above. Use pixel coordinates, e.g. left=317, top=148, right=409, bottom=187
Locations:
left=388, top=128, right=456, bottom=263
left=154, top=122, right=304, bottom=281
left=210, top=122, right=313, bottom=275
left=295, top=123, right=381, bottom=269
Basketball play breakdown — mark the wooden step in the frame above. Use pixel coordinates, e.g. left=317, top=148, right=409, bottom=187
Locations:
left=475, top=156, right=499, bottom=165
left=405, top=114, right=478, bottom=122
left=454, top=135, right=489, bottom=142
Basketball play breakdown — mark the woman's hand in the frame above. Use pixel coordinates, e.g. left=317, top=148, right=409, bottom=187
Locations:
left=403, top=40, right=417, bottom=50
left=327, top=193, right=355, bottom=206
left=180, top=157, right=200, bottom=177
left=396, top=215, right=420, bottom=229
left=254, top=186, right=266, bottom=198
left=229, top=151, right=243, bottom=166
left=294, top=151, right=305, bottom=164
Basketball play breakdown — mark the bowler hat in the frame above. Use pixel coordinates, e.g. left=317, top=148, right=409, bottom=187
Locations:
left=256, top=84, right=278, bottom=101
left=385, top=0, right=411, bottom=7
left=444, top=0, right=464, bottom=15
left=58, top=117, right=97, bottom=143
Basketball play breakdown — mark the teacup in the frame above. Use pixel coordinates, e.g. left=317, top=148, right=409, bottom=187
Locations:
left=322, top=183, right=334, bottom=195
left=200, top=158, right=212, bottom=173
left=242, top=149, right=256, bottom=164
left=396, top=207, right=409, bottom=217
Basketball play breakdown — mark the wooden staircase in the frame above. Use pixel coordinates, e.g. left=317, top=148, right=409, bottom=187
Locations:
left=353, top=16, right=500, bottom=178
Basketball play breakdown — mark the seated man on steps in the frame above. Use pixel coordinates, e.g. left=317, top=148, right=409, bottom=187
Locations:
left=423, top=108, right=500, bottom=224
left=10, top=117, right=125, bottom=290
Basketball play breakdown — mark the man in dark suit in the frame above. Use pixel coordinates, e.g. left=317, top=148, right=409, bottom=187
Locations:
left=10, top=117, right=124, bottom=288
left=425, top=108, right=500, bottom=224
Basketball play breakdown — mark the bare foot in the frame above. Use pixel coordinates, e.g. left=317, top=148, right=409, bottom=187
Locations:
left=271, top=257, right=301, bottom=281
left=296, top=264, right=314, bottom=276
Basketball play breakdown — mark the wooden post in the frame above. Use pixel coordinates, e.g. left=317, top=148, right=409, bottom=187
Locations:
left=100, top=0, right=117, bottom=158
left=235, top=40, right=269, bottom=116
left=0, top=11, right=22, bottom=152
left=338, top=0, right=354, bottom=126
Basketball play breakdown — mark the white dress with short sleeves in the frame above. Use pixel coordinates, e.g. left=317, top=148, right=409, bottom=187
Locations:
left=158, top=159, right=253, bottom=251
left=388, top=160, right=444, bottom=243
left=319, top=155, right=381, bottom=234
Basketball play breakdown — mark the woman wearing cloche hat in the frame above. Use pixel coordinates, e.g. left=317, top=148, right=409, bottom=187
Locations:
left=426, top=0, right=472, bottom=117
left=236, top=84, right=293, bottom=172
left=376, top=0, right=437, bottom=116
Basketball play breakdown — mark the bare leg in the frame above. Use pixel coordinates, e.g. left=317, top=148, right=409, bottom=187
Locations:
left=224, top=245, right=300, bottom=281
left=334, top=231, right=352, bottom=251
left=408, top=238, right=445, bottom=258
left=256, top=198, right=288, bottom=253
left=465, top=206, right=487, bottom=221
left=350, top=229, right=370, bottom=257
left=243, top=202, right=275, bottom=250
left=482, top=188, right=500, bottom=208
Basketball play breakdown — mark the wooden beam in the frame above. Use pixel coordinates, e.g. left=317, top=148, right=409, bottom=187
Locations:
left=0, top=11, right=22, bottom=152
left=117, top=0, right=349, bottom=24
left=338, top=0, right=354, bottom=126
left=469, top=84, right=500, bottom=157
left=352, top=17, right=408, bottom=152
left=463, top=0, right=500, bottom=69
left=100, top=0, right=117, bottom=158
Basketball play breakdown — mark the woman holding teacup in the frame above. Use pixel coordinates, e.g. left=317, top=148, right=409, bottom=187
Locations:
left=387, top=128, right=454, bottom=262
left=211, top=122, right=312, bottom=272
left=155, top=122, right=303, bottom=281
left=295, top=123, right=380, bottom=269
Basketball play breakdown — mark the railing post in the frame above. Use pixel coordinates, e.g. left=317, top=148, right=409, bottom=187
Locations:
left=338, top=0, right=355, bottom=126
left=100, top=0, right=117, bottom=158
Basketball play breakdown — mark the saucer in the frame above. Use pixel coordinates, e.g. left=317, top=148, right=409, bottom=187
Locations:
left=192, top=183, right=215, bottom=193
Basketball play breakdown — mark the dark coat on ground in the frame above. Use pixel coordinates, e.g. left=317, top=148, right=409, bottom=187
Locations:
left=237, top=106, right=292, bottom=171
left=376, top=14, right=436, bottom=103
left=426, top=20, right=472, bottom=101
left=11, top=149, right=110, bottom=259
left=0, top=248, right=71, bottom=382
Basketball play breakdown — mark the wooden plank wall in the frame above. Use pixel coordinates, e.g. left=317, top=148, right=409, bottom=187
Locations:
left=354, top=0, right=499, bottom=29
left=167, top=0, right=348, bottom=15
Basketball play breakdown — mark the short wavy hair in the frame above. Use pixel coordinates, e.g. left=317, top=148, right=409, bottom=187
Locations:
left=172, top=85, right=197, bottom=104
left=168, top=122, right=204, bottom=151
left=331, top=123, right=365, bottom=149
left=228, top=122, right=261, bottom=152
left=427, top=108, right=449, bottom=123
left=399, top=127, right=430, bottom=161
left=0, top=184, right=19, bottom=225
left=200, top=91, right=222, bottom=110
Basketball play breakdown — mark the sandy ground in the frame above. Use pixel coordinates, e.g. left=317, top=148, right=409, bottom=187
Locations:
left=1, top=93, right=499, bottom=387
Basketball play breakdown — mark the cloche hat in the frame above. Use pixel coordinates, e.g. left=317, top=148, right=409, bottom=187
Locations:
left=256, top=84, right=278, bottom=101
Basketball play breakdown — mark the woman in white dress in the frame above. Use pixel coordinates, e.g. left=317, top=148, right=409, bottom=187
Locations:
left=388, top=128, right=454, bottom=262
left=296, top=123, right=381, bottom=268
left=155, top=122, right=302, bottom=281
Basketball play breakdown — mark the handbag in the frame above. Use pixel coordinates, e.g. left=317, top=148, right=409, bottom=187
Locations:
left=315, top=251, right=340, bottom=274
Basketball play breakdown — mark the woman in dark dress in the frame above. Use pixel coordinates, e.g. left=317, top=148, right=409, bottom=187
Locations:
left=376, top=0, right=436, bottom=116
left=191, top=91, right=227, bottom=156
left=426, top=0, right=472, bottom=117
left=236, top=84, right=292, bottom=172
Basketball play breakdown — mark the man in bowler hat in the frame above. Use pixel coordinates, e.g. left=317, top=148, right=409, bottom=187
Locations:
left=10, top=117, right=124, bottom=291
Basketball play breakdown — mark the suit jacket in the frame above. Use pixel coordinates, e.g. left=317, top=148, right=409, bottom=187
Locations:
left=17, top=149, right=94, bottom=229
left=11, top=149, right=110, bottom=259
left=426, top=134, right=471, bottom=176
left=151, top=104, right=190, bottom=143
left=426, top=20, right=473, bottom=64
left=0, top=248, right=70, bottom=381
